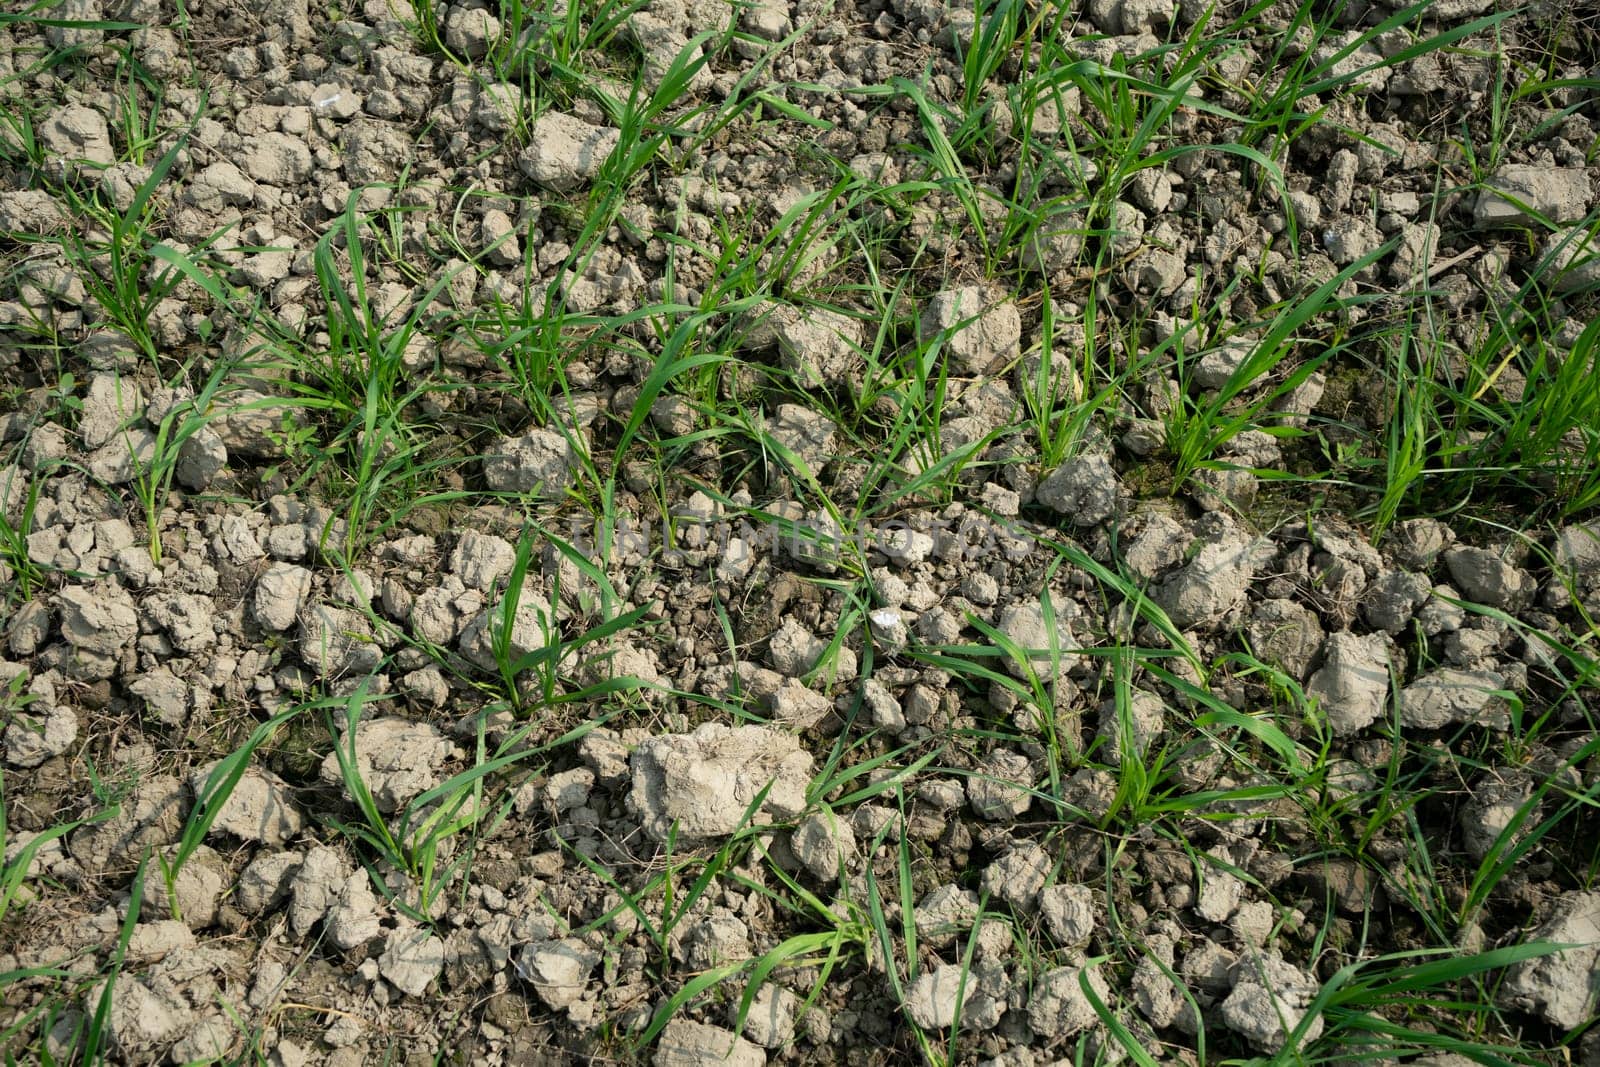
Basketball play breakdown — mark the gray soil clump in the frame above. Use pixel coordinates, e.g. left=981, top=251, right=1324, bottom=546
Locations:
left=629, top=723, right=813, bottom=842
left=1499, top=891, right=1600, bottom=1028
left=1307, top=631, right=1391, bottom=736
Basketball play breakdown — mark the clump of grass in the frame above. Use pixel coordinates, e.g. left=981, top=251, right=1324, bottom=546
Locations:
left=0, top=468, right=47, bottom=601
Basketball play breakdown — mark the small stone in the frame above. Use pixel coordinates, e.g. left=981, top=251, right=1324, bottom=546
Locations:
left=289, top=845, right=349, bottom=934
left=790, top=810, right=857, bottom=883
left=922, top=287, right=1020, bottom=376
left=1220, top=952, right=1323, bottom=1051
left=519, top=113, right=620, bottom=192
left=69, top=776, right=187, bottom=873
left=1322, top=217, right=1383, bottom=264
left=480, top=209, right=521, bottom=266
left=1391, top=221, right=1441, bottom=282
left=4, top=702, right=77, bottom=768
left=1039, top=883, right=1096, bottom=947
left=877, top=527, right=935, bottom=566
left=326, top=872, right=384, bottom=950
left=140, top=843, right=226, bottom=929
left=1182, top=940, right=1237, bottom=993
left=654, top=1020, right=765, bottom=1067
left=1474, top=165, right=1591, bottom=227
left=515, top=938, right=600, bottom=1011
left=996, top=600, right=1076, bottom=679
left=482, top=429, right=577, bottom=495
left=311, top=82, right=361, bottom=121
left=6, top=601, right=51, bottom=656
left=449, top=530, right=516, bottom=591
left=188, top=761, right=303, bottom=846
left=1444, top=546, right=1534, bottom=610
left=544, top=768, right=595, bottom=813
left=867, top=608, right=909, bottom=656
left=629, top=723, right=814, bottom=843
left=860, top=677, right=906, bottom=731
left=474, top=81, right=523, bottom=132
left=1109, top=0, right=1172, bottom=34
left=1498, top=890, right=1600, bottom=1028
left=1123, top=513, right=1191, bottom=580
left=170, top=1016, right=234, bottom=1064
left=56, top=584, right=138, bottom=655
left=1231, top=901, right=1275, bottom=948
left=765, top=404, right=836, bottom=474
left=740, top=0, right=790, bottom=40
left=1399, top=669, right=1508, bottom=730
left=767, top=617, right=834, bottom=677
left=1193, top=341, right=1251, bottom=389
left=458, top=591, right=553, bottom=672
left=1132, top=944, right=1187, bottom=1029
left=1544, top=228, right=1600, bottom=293
left=379, top=926, right=445, bottom=997
left=186, top=161, right=257, bottom=213
left=1295, top=858, right=1380, bottom=915
left=679, top=908, right=751, bottom=970
left=1244, top=598, right=1323, bottom=680
left=254, top=563, right=313, bottom=632
left=904, top=963, right=1005, bottom=1032
left=1553, top=522, right=1600, bottom=580
left=146, top=592, right=214, bottom=653
left=734, top=984, right=797, bottom=1048
left=87, top=974, right=194, bottom=1060
left=1361, top=570, right=1432, bottom=633
left=298, top=604, right=382, bottom=677
left=318, top=718, right=452, bottom=812
left=1027, top=961, right=1110, bottom=1039
left=1096, top=688, right=1165, bottom=762
left=1195, top=866, right=1244, bottom=923
left=1306, top=632, right=1391, bottom=736
left=980, top=842, right=1050, bottom=910
left=772, top=305, right=862, bottom=389
left=1459, top=776, right=1531, bottom=862
left=1154, top=532, right=1271, bottom=630
left=241, top=132, right=313, bottom=186
left=650, top=395, right=695, bottom=436
left=236, top=851, right=301, bottom=914
left=175, top=427, right=228, bottom=490
left=40, top=104, right=116, bottom=167
left=915, top=884, right=980, bottom=948
left=966, top=749, right=1034, bottom=820
left=1035, top=453, right=1118, bottom=525
left=1417, top=585, right=1468, bottom=637
left=79, top=374, right=144, bottom=450
left=1383, top=518, right=1455, bottom=570
left=444, top=5, right=500, bottom=58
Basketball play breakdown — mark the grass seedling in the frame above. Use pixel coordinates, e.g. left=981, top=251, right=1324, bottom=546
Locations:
left=958, top=0, right=1024, bottom=119
left=126, top=352, right=238, bottom=564
left=156, top=702, right=307, bottom=919
left=571, top=785, right=779, bottom=1010
left=1166, top=238, right=1397, bottom=493
left=0, top=764, right=113, bottom=926
left=0, top=0, right=141, bottom=37
left=52, top=129, right=225, bottom=372
left=486, top=525, right=655, bottom=709
left=77, top=855, right=147, bottom=1065
left=0, top=467, right=47, bottom=601
left=1272, top=941, right=1571, bottom=1064
left=1080, top=958, right=1159, bottom=1067
left=1239, top=0, right=1511, bottom=170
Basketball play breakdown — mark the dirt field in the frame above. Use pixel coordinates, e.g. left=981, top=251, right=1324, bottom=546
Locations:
left=2, top=0, right=1599, bottom=1063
